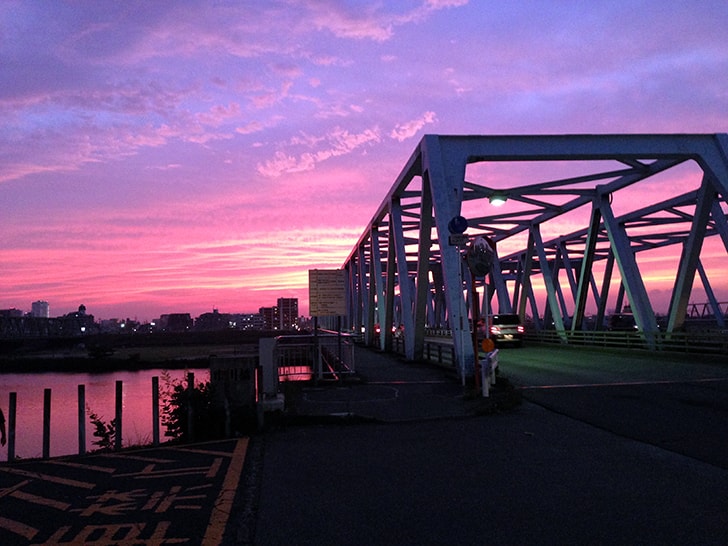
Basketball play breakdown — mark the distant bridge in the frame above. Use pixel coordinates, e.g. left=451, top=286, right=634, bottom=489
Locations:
left=688, top=301, right=728, bottom=319
left=338, top=134, right=728, bottom=381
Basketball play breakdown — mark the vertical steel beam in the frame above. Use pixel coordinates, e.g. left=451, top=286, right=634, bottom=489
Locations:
left=526, top=281, right=541, bottom=330
left=413, top=172, right=435, bottom=360
left=512, top=258, right=524, bottom=314
left=551, top=247, right=571, bottom=325
left=421, top=136, right=473, bottom=380
left=431, top=261, right=446, bottom=328
left=589, top=270, right=601, bottom=326
left=346, top=259, right=361, bottom=334
left=531, top=225, right=566, bottom=334
left=370, top=225, right=388, bottom=350
left=391, top=198, right=416, bottom=359
left=385, top=221, right=396, bottom=351
left=354, top=254, right=363, bottom=337
left=490, top=246, right=512, bottom=313
left=359, top=244, right=374, bottom=346
left=518, top=237, right=535, bottom=322
left=615, top=283, right=626, bottom=316
left=599, top=194, right=659, bottom=343
left=559, top=241, right=579, bottom=303
left=345, top=263, right=356, bottom=332
left=667, top=178, right=714, bottom=332
left=573, top=202, right=602, bottom=331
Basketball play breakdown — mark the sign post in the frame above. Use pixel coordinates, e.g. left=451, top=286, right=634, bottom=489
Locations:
left=309, top=269, right=347, bottom=317
left=309, top=269, right=347, bottom=381
left=465, top=235, right=496, bottom=389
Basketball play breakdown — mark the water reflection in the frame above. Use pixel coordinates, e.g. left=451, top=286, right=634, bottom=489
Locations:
left=0, top=368, right=208, bottom=460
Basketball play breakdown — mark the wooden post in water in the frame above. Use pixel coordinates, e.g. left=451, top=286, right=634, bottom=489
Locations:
left=8, top=392, right=17, bottom=462
left=187, top=372, right=195, bottom=442
left=78, top=384, right=86, bottom=456
left=42, top=388, right=51, bottom=459
left=152, top=376, right=160, bottom=446
left=115, top=380, right=123, bottom=451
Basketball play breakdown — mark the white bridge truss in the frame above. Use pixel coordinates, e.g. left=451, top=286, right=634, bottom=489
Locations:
left=340, top=134, right=728, bottom=381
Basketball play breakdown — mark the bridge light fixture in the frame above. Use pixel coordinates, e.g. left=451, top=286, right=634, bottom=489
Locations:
left=489, top=192, right=507, bottom=207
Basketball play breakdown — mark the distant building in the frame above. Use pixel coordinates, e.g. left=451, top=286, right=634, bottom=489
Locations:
left=32, top=300, right=50, bottom=318
left=99, top=318, right=139, bottom=334
left=277, top=298, right=299, bottom=330
left=231, top=313, right=264, bottom=330
left=158, top=313, right=193, bottom=332
left=62, top=304, right=96, bottom=335
left=195, top=309, right=232, bottom=331
left=259, top=306, right=279, bottom=330
left=0, top=308, right=24, bottom=318
left=99, top=318, right=121, bottom=333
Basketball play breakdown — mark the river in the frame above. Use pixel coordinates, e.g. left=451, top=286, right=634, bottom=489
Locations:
left=0, top=368, right=209, bottom=460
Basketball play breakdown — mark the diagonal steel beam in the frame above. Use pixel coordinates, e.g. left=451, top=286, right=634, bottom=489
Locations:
left=599, top=194, right=659, bottom=345
left=667, top=178, right=715, bottom=332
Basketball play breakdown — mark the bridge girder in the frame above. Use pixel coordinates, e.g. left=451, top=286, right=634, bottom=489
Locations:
left=342, top=134, right=728, bottom=381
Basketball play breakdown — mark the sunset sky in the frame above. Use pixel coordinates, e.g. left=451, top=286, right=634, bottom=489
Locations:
left=2, top=1, right=727, bottom=321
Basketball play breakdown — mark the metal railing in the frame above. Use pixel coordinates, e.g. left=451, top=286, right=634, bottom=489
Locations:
left=275, top=331, right=356, bottom=382
left=387, top=327, right=728, bottom=364
left=525, top=329, right=728, bottom=354
left=391, top=336, right=457, bottom=369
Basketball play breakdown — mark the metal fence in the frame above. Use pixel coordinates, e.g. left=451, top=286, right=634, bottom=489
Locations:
left=525, top=329, right=728, bottom=354
left=388, top=327, right=728, bottom=369
left=392, top=336, right=457, bottom=369
left=275, top=332, right=355, bottom=382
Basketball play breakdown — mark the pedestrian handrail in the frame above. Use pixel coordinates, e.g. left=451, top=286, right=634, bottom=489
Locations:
left=274, top=331, right=356, bottom=383
left=392, top=336, right=457, bottom=369
left=526, top=329, right=728, bottom=354
left=419, top=327, right=728, bottom=354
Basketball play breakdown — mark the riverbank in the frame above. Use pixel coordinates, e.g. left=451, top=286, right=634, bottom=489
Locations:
left=0, top=330, right=281, bottom=373
left=0, top=354, right=211, bottom=374
left=0, top=341, right=257, bottom=374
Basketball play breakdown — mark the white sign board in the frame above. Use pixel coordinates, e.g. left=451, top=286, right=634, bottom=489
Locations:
left=309, top=269, right=347, bottom=316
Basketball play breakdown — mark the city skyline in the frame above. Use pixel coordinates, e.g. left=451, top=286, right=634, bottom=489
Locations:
left=2, top=298, right=299, bottom=324
left=2, top=1, right=727, bottom=322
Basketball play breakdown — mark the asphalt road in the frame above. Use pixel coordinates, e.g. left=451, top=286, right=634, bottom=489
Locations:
left=253, top=404, right=728, bottom=545
left=497, top=345, right=728, bottom=469
left=249, top=345, right=728, bottom=545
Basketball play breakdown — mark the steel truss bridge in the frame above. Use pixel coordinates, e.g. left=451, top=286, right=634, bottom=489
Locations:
left=339, top=134, right=728, bottom=381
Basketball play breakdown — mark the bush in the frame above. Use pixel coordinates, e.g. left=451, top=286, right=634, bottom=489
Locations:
left=160, top=371, right=221, bottom=442
left=86, top=405, right=116, bottom=451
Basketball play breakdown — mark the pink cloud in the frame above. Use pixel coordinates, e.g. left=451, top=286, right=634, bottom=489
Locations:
left=236, top=121, right=265, bottom=135
left=426, top=0, right=469, bottom=7
left=390, top=111, right=438, bottom=142
left=257, top=126, right=381, bottom=177
left=195, top=102, right=242, bottom=127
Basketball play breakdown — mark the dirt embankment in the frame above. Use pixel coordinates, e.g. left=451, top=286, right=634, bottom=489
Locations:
left=0, top=329, right=312, bottom=374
